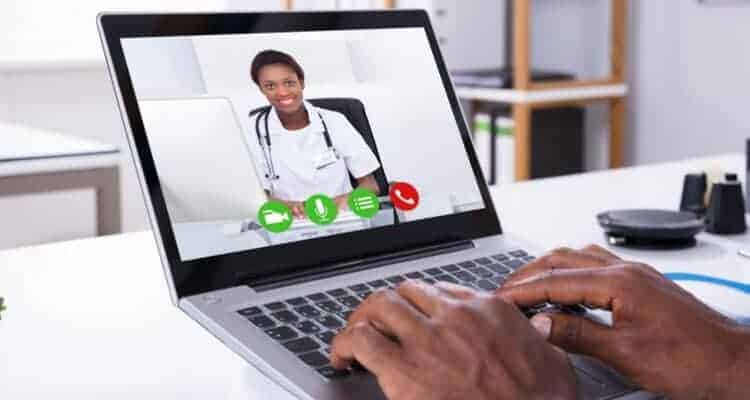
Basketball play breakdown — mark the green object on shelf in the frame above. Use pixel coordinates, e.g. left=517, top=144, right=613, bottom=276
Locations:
left=0, top=297, right=5, bottom=320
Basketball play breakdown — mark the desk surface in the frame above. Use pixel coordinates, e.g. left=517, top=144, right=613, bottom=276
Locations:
left=2, top=154, right=749, bottom=399
left=0, top=122, right=119, bottom=177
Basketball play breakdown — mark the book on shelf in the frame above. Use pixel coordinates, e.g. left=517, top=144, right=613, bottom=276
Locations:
left=472, top=112, right=515, bottom=185
left=451, top=67, right=574, bottom=89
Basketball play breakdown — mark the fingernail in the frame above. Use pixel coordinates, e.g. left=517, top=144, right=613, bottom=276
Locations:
left=530, top=315, right=552, bottom=339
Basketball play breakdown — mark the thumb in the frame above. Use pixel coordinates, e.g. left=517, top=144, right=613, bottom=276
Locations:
left=530, top=313, right=614, bottom=359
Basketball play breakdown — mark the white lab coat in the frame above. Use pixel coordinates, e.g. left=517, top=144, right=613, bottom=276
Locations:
left=247, top=100, right=380, bottom=202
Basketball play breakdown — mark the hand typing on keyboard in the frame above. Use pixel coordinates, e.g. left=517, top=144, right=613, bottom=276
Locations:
left=329, top=280, right=578, bottom=400
left=499, top=245, right=750, bottom=400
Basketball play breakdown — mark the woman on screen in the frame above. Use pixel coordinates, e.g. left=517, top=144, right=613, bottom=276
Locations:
left=248, top=50, right=381, bottom=218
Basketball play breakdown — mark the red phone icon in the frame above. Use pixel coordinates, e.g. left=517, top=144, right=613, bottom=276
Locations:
left=389, top=182, right=420, bottom=211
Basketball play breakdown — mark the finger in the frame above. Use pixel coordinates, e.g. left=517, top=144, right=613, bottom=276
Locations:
left=330, top=321, right=403, bottom=374
left=395, top=280, right=451, bottom=317
left=498, top=267, right=621, bottom=311
left=530, top=313, right=618, bottom=362
left=346, top=288, right=429, bottom=342
left=433, top=281, right=479, bottom=300
left=579, top=244, right=621, bottom=262
left=503, top=247, right=615, bottom=287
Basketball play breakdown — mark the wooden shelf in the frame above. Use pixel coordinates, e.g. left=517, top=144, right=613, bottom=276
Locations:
left=0, top=58, right=104, bottom=73
left=297, top=0, right=629, bottom=181
left=455, top=84, right=628, bottom=105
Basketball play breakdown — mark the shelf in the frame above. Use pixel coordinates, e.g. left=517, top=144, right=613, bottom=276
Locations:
left=454, top=83, right=628, bottom=105
left=0, top=58, right=104, bottom=73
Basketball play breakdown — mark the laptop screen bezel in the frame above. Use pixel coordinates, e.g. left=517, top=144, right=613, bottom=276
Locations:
left=100, top=10, right=503, bottom=299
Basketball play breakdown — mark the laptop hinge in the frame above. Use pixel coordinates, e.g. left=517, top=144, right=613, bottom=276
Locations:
left=251, top=239, right=475, bottom=292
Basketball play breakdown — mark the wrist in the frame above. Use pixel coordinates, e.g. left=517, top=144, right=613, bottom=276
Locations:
left=702, top=323, right=750, bottom=399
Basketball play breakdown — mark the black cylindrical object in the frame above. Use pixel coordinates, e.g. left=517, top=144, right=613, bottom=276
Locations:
left=680, top=172, right=707, bottom=215
left=705, top=173, right=747, bottom=234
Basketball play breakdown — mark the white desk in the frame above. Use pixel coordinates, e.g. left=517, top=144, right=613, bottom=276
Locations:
left=0, top=122, right=122, bottom=236
left=1, top=154, right=749, bottom=399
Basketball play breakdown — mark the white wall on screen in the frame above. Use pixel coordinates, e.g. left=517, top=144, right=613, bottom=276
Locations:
left=190, top=29, right=484, bottom=221
left=192, top=35, right=357, bottom=92
left=122, top=38, right=207, bottom=99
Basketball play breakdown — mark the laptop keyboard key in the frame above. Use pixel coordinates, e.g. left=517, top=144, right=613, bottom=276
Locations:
left=271, top=310, right=299, bottom=324
left=386, top=275, right=406, bottom=284
left=523, top=256, right=536, bottom=263
left=458, top=261, right=475, bottom=269
left=318, top=366, right=350, bottom=379
left=299, top=351, right=329, bottom=367
left=492, top=275, right=507, bottom=285
left=237, top=306, right=262, bottom=316
left=283, top=337, right=320, bottom=353
left=316, top=331, right=337, bottom=345
left=476, top=279, right=499, bottom=291
left=510, top=250, right=528, bottom=258
left=368, top=280, right=388, bottom=289
left=441, top=264, right=460, bottom=273
left=503, top=259, right=525, bottom=270
left=265, top=326, right=298, bottom=341
left=294, top=320, right=322, bottom=334
left=492, top=254, right=510, bottom=262
left=338, top=296, right=361, bottom=309
left=487, top=263, right=511, bottom=274
left=264, top=302, right=287, bottom=311
left=422, top=278, right=436, bottom=284
left=474, top=257, right=493, bottom=265
left=326, top=288, right=349, bottom=298
left=454, top=270, right=477, bottom=282
left=423, top=267, right=443, bottom=276
left=317, top=301, right=343, bottom=313
left=405, top=271, right=424, bottom=279
left=307, top=293, right=329, bottom=302
left=316, top=315, right=343, bottom=329
left=474, top=267, right=494, bottom=279
left=348, top=284, right=369, bottom=292
left=286, top=297, right=308, bottom=306
left=249, top=315, right=276, bottom=329
left=356, top=290, right=372, bottom=300
left=434, top=274, right=459, bottom=284
left=296, top=305, right=322, bottom=318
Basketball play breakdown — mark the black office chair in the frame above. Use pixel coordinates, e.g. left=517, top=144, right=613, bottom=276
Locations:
left=248, top=98, right=389, bottom=196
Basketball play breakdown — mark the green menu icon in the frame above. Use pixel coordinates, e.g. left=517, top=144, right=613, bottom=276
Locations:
left=348, top=188, right=380, bottom=219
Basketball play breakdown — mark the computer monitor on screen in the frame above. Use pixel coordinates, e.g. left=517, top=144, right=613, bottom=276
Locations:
left=138, top=97, right=267, bottom=224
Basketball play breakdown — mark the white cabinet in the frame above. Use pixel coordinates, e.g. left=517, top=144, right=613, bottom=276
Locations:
left=400, top=0, right=507, bottom=70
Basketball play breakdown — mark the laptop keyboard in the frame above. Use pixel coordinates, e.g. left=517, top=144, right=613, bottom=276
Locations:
left=236, top=250, right=536, bottom=380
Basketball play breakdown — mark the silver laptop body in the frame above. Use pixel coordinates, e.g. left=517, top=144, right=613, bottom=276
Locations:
left=98, top=10, right=655, bottom=400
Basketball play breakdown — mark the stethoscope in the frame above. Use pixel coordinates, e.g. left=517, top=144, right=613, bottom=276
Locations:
left=252, top=106, right=340, bottom=185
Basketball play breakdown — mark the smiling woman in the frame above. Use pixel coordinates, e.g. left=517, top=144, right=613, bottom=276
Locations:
left=247, top=49, right=382, bottom=217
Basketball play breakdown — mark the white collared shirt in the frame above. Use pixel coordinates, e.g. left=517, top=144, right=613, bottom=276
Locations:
left=247, top=101, right=380, bottom=202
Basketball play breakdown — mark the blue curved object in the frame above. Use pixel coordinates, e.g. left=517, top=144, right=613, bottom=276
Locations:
left=664, top=272, right=750, bottom=294
left=664, top=272, right=750, bottom=325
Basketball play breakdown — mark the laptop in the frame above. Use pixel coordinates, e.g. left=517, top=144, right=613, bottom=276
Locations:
left=99, top=10, right=654, bottom=400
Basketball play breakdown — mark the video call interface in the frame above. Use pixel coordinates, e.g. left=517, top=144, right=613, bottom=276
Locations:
left=122, top=27, right=486, bottom=261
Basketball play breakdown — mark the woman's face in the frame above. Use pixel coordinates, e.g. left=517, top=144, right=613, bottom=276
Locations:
left=256, top=63, right=305, bottom=115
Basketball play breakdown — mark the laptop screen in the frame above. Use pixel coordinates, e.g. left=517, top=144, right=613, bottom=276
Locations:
left=121, top=27, right=487, bottom=262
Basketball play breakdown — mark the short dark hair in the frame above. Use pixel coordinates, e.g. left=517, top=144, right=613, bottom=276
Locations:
left=250, top=50, right=305, bottom=85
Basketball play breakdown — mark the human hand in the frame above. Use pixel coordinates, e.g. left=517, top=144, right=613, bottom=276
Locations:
left=269, top=197, right=305, bottom=218
left=498, top=245, right=750, bottom=400
left=334, top=194, right=349, bottom=211
left=330, top=281, right=577, bottom=400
